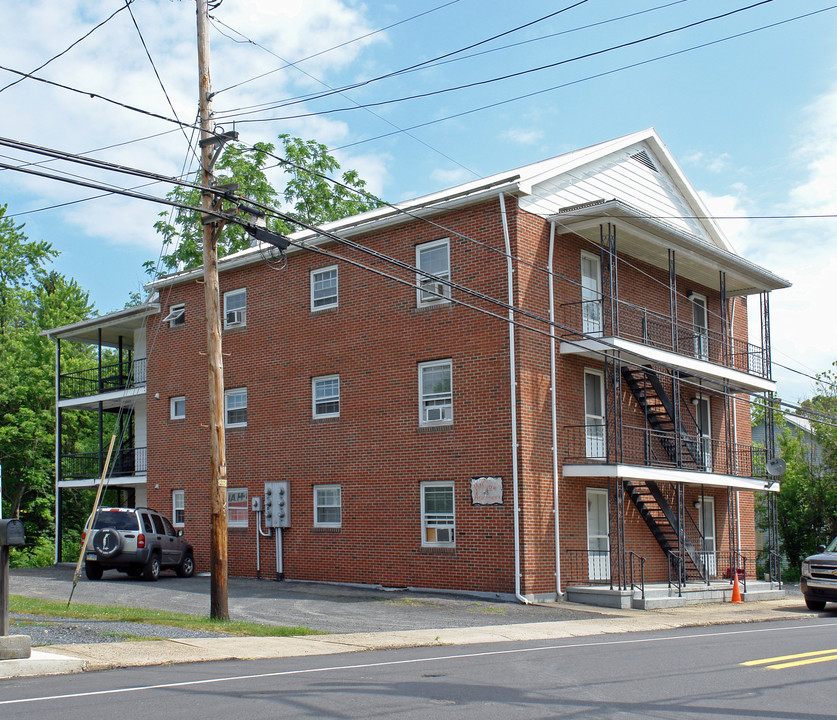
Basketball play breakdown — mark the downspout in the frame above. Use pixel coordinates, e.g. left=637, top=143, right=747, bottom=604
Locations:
left=730, top=298, right=741, bottom=552
left=548, top=221, right=563, bottom=598
left=498, top=192, right=529, bottom=604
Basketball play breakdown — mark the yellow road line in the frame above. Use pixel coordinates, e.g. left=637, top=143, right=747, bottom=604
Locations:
left=742, top=649, right=837, bottom=669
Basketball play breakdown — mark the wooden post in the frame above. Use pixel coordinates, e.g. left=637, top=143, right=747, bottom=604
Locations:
left=196, top=0, right=229, bottom=621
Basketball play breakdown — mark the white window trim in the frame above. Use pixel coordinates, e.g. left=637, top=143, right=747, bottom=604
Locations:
left=584, top=369, right=606, bottom=459
left=172, top=489, right=185, bottom=527
left=224, top=387, right=248, bottom=428
left=415, top=238, right=451, bottom=307
left=227, top=487, right=248, bottom=528
left=311, top=266, right=339, bottom=311
left=580, top=251, right=603, bottom=336
left=418, top=359, right=453, bottom=427
left=313, top=484, right=342, bottom=528
left=312, top=374, right=340, bottom=419
left=421, top=480, right=456, bottom=547
left=163, top=303, right=185, bottom=327
left=170, top=395, right=185, bottom=420
left=223, top=288, right=247, bottom=329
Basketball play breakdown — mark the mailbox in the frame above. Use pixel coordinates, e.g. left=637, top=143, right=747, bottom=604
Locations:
left=0, top=519, right=25, bottom=546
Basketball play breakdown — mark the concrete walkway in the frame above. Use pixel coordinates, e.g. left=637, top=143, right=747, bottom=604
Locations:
left=0, top=596, right=819, bottom=679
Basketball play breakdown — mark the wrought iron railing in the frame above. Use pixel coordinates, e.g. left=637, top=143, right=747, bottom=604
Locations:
left=562, top=549, right=613, bottom=587
left=59, top=358, right=147, bottom=399
left=61, top=446, right=147, bottom=479
left=564, top=424, right=769, bottom=479
left=629, top=551, right=646, bottom=600
left=560, top=298, right=768, bottom=378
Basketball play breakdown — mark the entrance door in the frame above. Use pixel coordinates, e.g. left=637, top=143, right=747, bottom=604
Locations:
left=698, top=496, right=716, bottom=577
left=584, top=371, right=605, bottom=459
left=696, top=396, right=712, bottom=471
left=691, top=294, right=709, bottom=360
left=586, top=488, right=610, bottom=581
left=581, top=252, right=602, bottom=336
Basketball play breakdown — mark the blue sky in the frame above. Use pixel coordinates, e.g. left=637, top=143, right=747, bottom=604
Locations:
left=1, top=0, right=836, bottom=402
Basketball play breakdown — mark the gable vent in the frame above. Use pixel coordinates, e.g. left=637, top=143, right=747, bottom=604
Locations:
left=631, top=150, right=658, bottom=172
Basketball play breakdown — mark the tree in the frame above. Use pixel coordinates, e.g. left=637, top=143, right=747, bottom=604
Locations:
left=0, top=206, right=96, bottom=563
left=147, top=135, right=383, bottom=276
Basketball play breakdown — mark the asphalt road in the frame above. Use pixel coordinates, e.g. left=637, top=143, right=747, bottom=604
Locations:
left=9, top=565, right=603, bottom=635
left=3, top=617, right=837, bottom=718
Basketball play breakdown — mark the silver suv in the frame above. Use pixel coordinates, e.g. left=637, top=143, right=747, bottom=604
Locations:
left=83, top=507, right=194, bottom=582
left=801, top=537, right=837, bottom=611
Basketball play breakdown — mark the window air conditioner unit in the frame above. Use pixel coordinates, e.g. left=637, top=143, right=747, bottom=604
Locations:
left=426, top=407, right=443, bottom=422
left=226, top=310, right=243, bottom=326
left=436, top=528, right=453, bottom=543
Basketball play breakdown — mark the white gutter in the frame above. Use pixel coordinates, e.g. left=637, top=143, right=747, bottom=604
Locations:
left=548, top=221, right=562, bottom=598
left=498, top=192, right=529, bottom=605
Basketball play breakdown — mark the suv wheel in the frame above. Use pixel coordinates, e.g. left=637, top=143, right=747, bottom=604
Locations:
left=85, top=562, right=103, bottom=581
left=176, top=552, right=195, bottom=578
left=143, top=552, right=161, bottom=581
left=805, top=596, right=827, bottom=611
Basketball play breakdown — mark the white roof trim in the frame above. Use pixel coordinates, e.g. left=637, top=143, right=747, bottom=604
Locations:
left=563, top=463, right=779, bottom=492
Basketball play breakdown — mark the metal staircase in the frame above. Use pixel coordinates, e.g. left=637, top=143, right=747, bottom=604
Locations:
left=621, top=366, right=707, bottom=582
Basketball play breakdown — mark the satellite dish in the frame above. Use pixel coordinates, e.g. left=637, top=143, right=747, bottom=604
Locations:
left=766, top=457, right=787, bottom=477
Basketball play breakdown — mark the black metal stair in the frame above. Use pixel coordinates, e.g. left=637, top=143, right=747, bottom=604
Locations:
left=621, top=367, right=701, bottom=467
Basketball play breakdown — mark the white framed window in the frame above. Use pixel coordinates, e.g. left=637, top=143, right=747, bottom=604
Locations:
left=416, top=238, right=451, bottom=306
left=163, top=303, right=185, bottom=327
left=419, top=359, right=452, bottom=426
left=311, top=266, right=338, bottom=311
left=312, top=375, right=340, bottom=418
left=584, top=369, right=605, bottom=459
left=314, top=485, right=342, bottom=527
left=224, top=387, right=247, bottom=428
left=227, top=488, right=248, bottom=528
left=224, top=288, right=247, bottom=329
left=170, top=395, right=185, bottom=420
left=172, top=490, right=185, bottom=527
left=421, top=481, right=455, bottom=546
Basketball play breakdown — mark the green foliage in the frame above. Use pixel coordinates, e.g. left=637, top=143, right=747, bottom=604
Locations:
left=147, top=135, right=383, bottom=276
left=9, top=535, right=55, bottom=568
left=0, top=205, right=96, bottom=557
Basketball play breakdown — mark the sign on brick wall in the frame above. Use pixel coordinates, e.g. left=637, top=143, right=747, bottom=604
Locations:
left=470, top=476, right=503, bottom=505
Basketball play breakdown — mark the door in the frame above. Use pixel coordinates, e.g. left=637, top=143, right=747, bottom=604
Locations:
left=586, top=488, right=610, bottom=581
left=697, top=496, right=716, bottom=577
left=696, top=396, right=712, bottom=471
left=691, top=294, right=709, bottom=360
left=581, top=252, right=602, bottom=336
left=584, top=371, right=605, bottom=459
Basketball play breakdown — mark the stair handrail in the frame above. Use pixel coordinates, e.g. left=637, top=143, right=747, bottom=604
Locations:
left=730, top=551, right=748, bottom=593
left=628, top=551, right=645, bottom=600
left=666, top=549, right=683, bottom=596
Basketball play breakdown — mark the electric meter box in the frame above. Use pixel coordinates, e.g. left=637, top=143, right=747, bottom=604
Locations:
left=264, top=481, right=290, bottom=528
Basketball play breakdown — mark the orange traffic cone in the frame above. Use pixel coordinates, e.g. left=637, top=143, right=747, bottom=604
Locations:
left=730, top=572, right=742, bottom=603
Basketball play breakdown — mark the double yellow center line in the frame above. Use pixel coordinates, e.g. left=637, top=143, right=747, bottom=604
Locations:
left=742, top=649, right=837, bottom=670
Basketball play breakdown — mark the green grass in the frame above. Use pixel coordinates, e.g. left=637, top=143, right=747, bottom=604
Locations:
left=10, top=595, right=320, bottom=637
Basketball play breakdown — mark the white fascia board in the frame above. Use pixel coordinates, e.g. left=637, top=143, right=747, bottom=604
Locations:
left=559, top=336, right=776, bottom=393
left=58, top=386, right=145, bottom=410
left=58, top=476, right=147, bottom=489
left=42, top=303, right=160, bottom=341
left=562, top=463, right=779, bottom=492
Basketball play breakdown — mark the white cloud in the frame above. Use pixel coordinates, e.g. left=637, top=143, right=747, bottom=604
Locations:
left=684, top=151, right=731, bottom=174
left=502, top=128, right=544, bottom=145
left=429, top=167, right=471, bottom=187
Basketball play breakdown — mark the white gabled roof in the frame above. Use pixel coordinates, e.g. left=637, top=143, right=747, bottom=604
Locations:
left=147, top=129, right=786, bottom=293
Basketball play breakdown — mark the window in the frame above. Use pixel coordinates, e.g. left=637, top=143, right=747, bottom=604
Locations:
left=225, top=388, right=247, bottom=427
left=421, top=481, right=455, bottom=546
left=419, top=360, right=453, bottom=426
left=584, top=370, right=605, bottom=459
left=312, top=375, right=340, bottom=418
left=311, top=266, right=338, bottom=310
left=227, top=488, right=248, bottom=527
left=416, top=238, right=451, bottom=306
left=170, top=396, right=185, bottom=420
left=172, top=490, right=185, bottom=526
left=163, top=303, right=185, bottom=327
left=314, top=485, right=341, bottom=527
left=224, top=288, right=247, bottom=329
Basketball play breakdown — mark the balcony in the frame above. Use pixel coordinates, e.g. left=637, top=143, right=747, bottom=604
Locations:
left=59, top=358, right=147, bottom=400
left=61, top=446, right=147, bottom=480
left=559, top=299, right=772, bottom=393
left=563, top=424, right=769, bottom=490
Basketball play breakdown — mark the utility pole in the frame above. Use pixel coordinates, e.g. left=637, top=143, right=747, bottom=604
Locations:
left=196, top=0, right=229, bottom=621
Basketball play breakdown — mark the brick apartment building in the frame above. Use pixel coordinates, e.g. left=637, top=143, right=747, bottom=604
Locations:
left=46, top=129, right=789, bottom=603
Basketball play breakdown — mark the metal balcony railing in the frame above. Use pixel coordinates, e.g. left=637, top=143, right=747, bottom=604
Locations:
left=564, top=424, right=768, bottom=479
left=59, top=358, right=147, bottom=399
left=560, top=299, right=768, bottom=378
left=61, top=446, right=147, bottom=479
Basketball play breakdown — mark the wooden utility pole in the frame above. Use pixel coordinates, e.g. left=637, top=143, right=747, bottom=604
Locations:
left=196, top=0, right=229, bottom=621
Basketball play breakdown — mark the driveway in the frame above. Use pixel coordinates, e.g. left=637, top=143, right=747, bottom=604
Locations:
left=9, top=566, right=605, bottom=634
